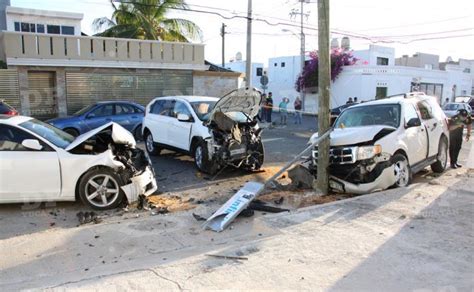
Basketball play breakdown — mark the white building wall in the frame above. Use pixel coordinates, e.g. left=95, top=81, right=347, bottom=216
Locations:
left=224, top=60, right=264, bottom=89
left=6, top=7, right=83, bottom=36
left=267, top=56, right=301, bottom=110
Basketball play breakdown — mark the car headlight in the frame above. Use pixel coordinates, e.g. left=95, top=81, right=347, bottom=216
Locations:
left=357, top=145, right=382, bottom=160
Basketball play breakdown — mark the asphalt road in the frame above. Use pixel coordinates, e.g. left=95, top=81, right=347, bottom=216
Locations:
left=152, top=112, right=318, bottom=193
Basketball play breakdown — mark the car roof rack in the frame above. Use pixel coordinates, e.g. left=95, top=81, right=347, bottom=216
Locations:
left=387, top=92, right=426, bottom=99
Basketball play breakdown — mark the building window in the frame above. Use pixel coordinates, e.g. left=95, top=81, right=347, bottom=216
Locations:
left=47, top=25, right=61, bottom=34
left=274, top=63, right=278, bottom=67
left=14, top=22, right=20, bottom=32
left=376, top=87, right=388, bottom=99
left=412, top=82, right=443, bottom=100
left=376, top=57, right=389, bottom=66
left=21, top=22, right=30, bottom=32
left=37, top=24, right=45, bottom=33
left=256, top=67, right=263, bottom=76
left=281, top=62, right=286, bottom=67
left=61, top=26, right=75, bottom=35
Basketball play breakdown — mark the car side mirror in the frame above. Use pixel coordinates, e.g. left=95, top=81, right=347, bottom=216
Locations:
left=86, top=113, right=95, bottom=119
left=177, top=113, right=192, bottom=122
left=22, top=139, right=43, bottom=151
left=406, top=117, right=421, bottom=128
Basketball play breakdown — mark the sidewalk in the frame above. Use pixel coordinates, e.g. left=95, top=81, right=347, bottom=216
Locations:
left=41, top=168, right=473, bottom=291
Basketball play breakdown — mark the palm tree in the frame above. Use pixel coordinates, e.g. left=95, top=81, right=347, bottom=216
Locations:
left=93, top=0, right=202, bottom=42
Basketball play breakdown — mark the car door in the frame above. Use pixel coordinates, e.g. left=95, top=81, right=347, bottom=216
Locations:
left=113, top=103, right=137, bottom=131
left=403, top=103, right=428, bottom=165
left=147, top=99, right=175, bottom=145
left=82, top=104, right=115, bottom=131
left=417, top=100, right=441, bottom=157
left=0, top=125, right=61, bottom=202
left=167, top=100, right=194, bottom=150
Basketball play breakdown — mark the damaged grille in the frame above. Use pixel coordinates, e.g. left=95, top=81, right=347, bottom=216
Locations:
left=313, top=146, right=356, bottom=164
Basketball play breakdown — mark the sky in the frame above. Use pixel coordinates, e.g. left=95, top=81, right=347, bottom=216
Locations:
left=11, top=0, right=474, bottom=65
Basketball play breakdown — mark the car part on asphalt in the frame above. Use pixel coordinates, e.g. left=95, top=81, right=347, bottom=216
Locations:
left=248, top=201, right=289, bottom=213
left=203, top=129, right=332, bottom=232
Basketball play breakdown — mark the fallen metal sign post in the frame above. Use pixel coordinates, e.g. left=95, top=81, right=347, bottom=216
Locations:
left=203, top=129, right=332, bottom=232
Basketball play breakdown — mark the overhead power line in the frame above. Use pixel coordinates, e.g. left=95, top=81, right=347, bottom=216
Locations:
left=109, top=1, right=474, bottom=44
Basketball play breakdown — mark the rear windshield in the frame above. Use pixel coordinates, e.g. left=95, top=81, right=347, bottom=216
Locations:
left=335, top=104, right=401, bottom=128
left=0, top=102, right=13, bottom=113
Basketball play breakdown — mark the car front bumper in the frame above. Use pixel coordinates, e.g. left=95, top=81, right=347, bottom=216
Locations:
left=120, top=166, right=158, bottom=203
left=329, top=165, right=397, bottom=194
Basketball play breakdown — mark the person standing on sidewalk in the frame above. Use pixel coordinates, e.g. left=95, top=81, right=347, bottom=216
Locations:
left=259, top=93, right=267, bottom=122
left=294, top=96, right=302, bottom=124
left=266, top=92, right=274, bottom=123
left=279, top=98, right=289, bottom=125
left=449, top=108, right=472, bottom=168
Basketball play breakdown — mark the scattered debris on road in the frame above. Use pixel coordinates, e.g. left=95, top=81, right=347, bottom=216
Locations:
left=206, top=254, right=249, bottom=261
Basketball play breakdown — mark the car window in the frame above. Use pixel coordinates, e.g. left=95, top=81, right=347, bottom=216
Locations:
left=173, top=101, right=191, bottom=118
left=90, top=104, right=114, bottom=117
left=0, top=125, right=41, bottom=151
left=404, top=104, right=419, bottom=125
left=73, top=104, right=95, bottom=116
left=191, top=101, right=216, bottom=121
left=417, top=101, right=433, bottom=120
left=133, top=105, right=144, bottom=113
left=115, top=104, right=135, bottom=115
left=151, top=99, right=175, bottom=117
left=334, top=104, right=400, bottom=128
left=443, top=103, right=460, bottom=111
left=425, top=99, right=445, bottom=120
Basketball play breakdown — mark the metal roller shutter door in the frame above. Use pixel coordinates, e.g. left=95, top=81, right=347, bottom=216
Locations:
left=28, top=71, right=57, bottom=119
left=0, top=69, right=20, bottom=111
left=65, top=70, right=193, bottom=115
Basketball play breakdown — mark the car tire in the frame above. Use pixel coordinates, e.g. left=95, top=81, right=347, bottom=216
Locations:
left=244, top=140, right=265, bottom=171
left=392, top=153, right=411, bottom=187
left=431, top=137, right=448, bottom=173
left=64, top=128, right=79, bottom=137
left=134, top=125, right=143, bottom=141
left=78, top=168, right=125, bottom=210
left=193, top=140, right=218, bottom=175
left=144, top=131, right=160, bottom=156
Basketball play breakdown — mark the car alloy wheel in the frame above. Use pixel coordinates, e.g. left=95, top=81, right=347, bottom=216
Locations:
left=85, top=174, right=120, bottom=208
left=195, top=145, right=203, bottom=169
left=146, top=133, right=155, bottom=153
left=394, top=158, right=410, bottom=187
left=438, top=141, right=447, bottom=168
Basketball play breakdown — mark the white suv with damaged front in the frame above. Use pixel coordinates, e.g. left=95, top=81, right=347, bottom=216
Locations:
left=0, top=115, right=157, bottom=210
left=143, top=88, right=264, bottom=174
left=309, top=92, right=449, bottom=194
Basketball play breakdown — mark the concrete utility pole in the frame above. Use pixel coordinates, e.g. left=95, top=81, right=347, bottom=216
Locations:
left=220, top=23, right=227, bottom=67
left=245, top=0, right=252, bottom=87
left=317, top=0, right=331, bottom=195
left=290, top=1, right=310, bottom=110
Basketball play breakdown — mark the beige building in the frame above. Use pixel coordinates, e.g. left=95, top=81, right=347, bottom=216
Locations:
left=0, top=4, right=242, bottom=119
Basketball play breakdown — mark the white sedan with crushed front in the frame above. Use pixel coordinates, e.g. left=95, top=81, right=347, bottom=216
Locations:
left=0, top=115, right=157, bottom=210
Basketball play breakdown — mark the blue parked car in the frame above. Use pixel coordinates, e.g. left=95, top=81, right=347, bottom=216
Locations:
left=48, top=101, right=145, bottom=138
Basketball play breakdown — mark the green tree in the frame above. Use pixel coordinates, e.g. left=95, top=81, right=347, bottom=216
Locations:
left=93, top=0, right=202, bottom=42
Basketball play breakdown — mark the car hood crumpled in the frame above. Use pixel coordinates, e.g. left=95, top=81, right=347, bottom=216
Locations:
left=65, top=122, right=136, bottom=151
left=310, top=125, right=397, bottom=146
left=209, top=87, right=262, bottom=121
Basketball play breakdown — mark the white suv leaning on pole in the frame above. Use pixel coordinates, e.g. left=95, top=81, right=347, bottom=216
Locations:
left=142, top=88, right=265, bottom=174
left=309, top=92, right=449, bottom=194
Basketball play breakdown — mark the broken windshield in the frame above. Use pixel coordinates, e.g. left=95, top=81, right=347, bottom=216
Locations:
left=334, top=104, right=401, bottom=128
